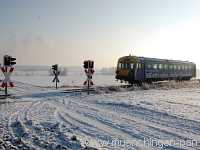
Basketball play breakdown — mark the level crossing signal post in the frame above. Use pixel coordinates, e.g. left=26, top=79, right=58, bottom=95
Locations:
left=52, top=64, right=60, bottom=89
left=1, top=55, right=16, bottom=97
left=83, top=60, right=95, bottom=95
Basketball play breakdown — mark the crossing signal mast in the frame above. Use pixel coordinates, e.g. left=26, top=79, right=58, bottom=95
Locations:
left=51, top=64, right=60, bottom=89
left=83, top=60, right=95, bottom=95
left=1, top=55, right=16, bottom=97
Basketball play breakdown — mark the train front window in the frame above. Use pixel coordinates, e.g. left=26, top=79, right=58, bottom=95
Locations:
left=118, top=63, right=122, bottom=69
left=124, top=63, right=127, bottom=69
left=122, top=63, right=124, bottom=69
left=120, top=62, right=137, bottom=69
left=174, top=65, right=177, bottom=70
left=122, top=63, right=127, bottom=69
left=127, top=63, right=130, bottom=69
left=130, top=63, right=134, bottom=69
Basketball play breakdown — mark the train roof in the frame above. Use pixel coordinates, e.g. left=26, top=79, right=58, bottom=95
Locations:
left=118, top=56, right=195, bottom=64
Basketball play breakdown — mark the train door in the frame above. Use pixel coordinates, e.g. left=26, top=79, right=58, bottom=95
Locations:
left=128, top=61, right=144, bottom=82
left=136, top=61, right=145, bottom=81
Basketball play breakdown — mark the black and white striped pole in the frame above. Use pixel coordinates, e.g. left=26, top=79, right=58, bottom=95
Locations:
left=52, top=64, right=60, bottom=89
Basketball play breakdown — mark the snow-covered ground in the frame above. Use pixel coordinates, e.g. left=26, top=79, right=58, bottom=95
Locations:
left=12, top=74, right=119, bottom=87
left=0, top=76, right=200, bottom=150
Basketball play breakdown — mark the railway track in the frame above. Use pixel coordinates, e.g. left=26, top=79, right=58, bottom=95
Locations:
left=0, top=79, right=200, bottom=102
left=61, top=88, right=96, bottom=94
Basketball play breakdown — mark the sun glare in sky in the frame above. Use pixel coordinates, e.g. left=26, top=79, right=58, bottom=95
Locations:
left=0, top=0, right=200, bottom=68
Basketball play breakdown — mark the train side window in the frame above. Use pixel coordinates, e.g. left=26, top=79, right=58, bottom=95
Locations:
left=169, top=65, right=173, bottom=69
left=184, top=65, right=187, bottom=70
left=174, top=65, right=177, bottom=70
left=164, top=64, right=168, bottom=70
left=147, top=64, right=151, bottom=69
left=183, top=65, right=185, bottom=70
left=185, top=65, right=188, bottom=70
left=138, top=63, right=141, bottom=69
left=181, top=65, right=184, bottom=70
left=153, top=64, right=157, bottom=69
left=159, top=64, right=163, bottom=69
left=178, top=65, right=181, bottom=70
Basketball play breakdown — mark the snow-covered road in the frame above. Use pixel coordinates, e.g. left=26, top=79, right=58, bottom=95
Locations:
left=1, top=81, right=200, bottom=150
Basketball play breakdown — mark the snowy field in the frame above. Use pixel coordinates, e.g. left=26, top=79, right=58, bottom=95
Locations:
left=12, top=74, right=119, bottom=87
left=0, top=75, right=200, bottom=149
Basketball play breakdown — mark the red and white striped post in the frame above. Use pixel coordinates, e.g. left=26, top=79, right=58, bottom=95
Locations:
left=83, top=60, right=95, bottom=95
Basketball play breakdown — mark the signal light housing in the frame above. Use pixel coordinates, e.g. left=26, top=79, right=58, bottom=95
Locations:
left=84, top=60, right=94, bottom=69
left=4, top=55, right=16, bottom=66
left=10, top=57, right=16, bottom=65
left=52, top=64, right=58, bottom=71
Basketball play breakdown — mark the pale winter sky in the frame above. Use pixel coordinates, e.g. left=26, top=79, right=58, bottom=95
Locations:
left=0, top=0, right=200, bottom=68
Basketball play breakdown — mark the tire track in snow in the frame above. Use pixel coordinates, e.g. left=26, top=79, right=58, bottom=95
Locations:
left=23, top=100, right=83, bottom=150
left=96, top=102, right=200, bottom=135
left=54, top=100, right=154, bottom=150
left=94, top=101, right=200, bottom=149
left=8, top=103, right=38, bottom=150
left=57, top=97, right=199, bottom=150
